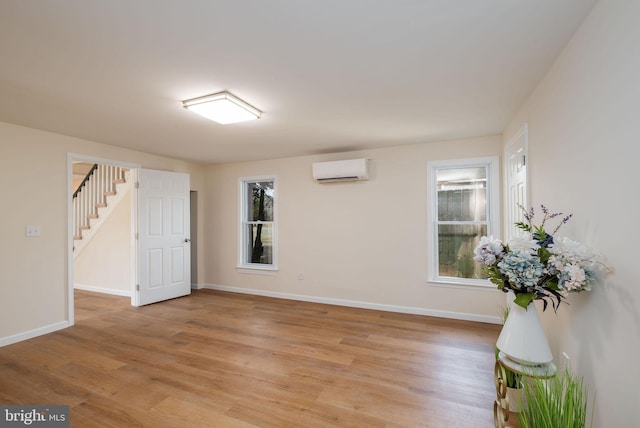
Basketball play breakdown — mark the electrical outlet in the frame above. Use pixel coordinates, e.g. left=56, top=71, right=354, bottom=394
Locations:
left=562, top=352, right=570, bottom=372
left=297, top=273, right=304, bottom=280
left=25, top=225, right=41, bottom=237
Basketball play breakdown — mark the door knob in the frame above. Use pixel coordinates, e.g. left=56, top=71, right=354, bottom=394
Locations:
left=184, top=238, right=191, bottom=243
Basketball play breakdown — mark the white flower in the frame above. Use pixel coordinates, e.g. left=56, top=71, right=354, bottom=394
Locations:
left=549, top=237, right=589, bottom=262
left=563, top=264, right=587, bottom=290
left=473, top=235, right=504, bottom=265
left=508, top=230, right=540, bottom=253
left=473, top=204, right=610, bottom=311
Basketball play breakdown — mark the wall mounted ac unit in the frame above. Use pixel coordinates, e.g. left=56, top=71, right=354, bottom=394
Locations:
left=312, top=158, right=370, bottom=182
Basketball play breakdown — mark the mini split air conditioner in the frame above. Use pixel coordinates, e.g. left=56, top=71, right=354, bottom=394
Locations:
left=312, top=158, right=370, bottom=182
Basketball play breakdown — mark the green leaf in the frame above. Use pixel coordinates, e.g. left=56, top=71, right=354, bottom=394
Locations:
left=515, top=221, right=531, bottom=232
left=538, top=247, right=551, bottom=263
left=518, top=369, right=592, bottom=427
left=514, top=293, right=535, bottom=309
left=545, top=277, right=559, bottom=290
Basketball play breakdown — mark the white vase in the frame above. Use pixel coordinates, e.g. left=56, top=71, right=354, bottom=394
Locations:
left=497, top=291, right=553, bottom=366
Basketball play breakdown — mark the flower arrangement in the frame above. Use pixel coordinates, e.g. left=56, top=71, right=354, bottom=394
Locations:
left=474, top=205, right=603, bottom=311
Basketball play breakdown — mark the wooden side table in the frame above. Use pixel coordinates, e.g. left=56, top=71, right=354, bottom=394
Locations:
left=494, top=351, right=557, bottom=428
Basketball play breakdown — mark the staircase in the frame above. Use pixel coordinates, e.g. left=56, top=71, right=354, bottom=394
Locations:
left=73, top=164, right=130, bottom=254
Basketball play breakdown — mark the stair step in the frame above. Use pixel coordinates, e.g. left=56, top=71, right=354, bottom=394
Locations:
left=73, top=164, right=129, bottom=254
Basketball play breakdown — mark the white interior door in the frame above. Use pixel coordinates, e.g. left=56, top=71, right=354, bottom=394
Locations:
left=504, top=123, right=529, bottom=241
left=136, top=168, right=191, bottom=306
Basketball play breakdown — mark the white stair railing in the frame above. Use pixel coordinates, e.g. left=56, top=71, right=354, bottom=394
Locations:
left=72, top=164, right=128, bottom=243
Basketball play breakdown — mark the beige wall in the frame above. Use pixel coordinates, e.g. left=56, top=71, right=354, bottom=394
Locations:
left=0, top=121, right=206, bottom=342
left=204, top=135, right=506, bottom=321
left=503, top=0, right=638, bottom=425
left=2, top=121, right=505, bottom=344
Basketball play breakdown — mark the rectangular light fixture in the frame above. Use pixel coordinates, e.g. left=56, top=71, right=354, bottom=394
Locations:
left=182, top=91, right=262, bottom=124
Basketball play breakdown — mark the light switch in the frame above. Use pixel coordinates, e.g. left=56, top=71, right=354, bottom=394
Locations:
left=26, top=225, right=41, bottom=237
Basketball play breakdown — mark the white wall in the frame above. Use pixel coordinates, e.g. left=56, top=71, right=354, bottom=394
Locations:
left=0, top=121, right=206, bottom=344
left=503, top=0, right=639, bottom=425
left=74, top=186, right=131, bottom=296
left=204, top=135, right=506, bottom=321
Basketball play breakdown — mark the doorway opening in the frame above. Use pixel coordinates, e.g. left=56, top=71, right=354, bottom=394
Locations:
left=190, top=191, right=198, bottom=287
left=67, top=155, right=195, bottom=324
left=67, top=154, right=139, bottom=325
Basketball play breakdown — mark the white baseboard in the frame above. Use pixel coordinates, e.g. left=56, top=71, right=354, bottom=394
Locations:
left=0, top=321, right=70, bottom=348
left=202, top=283, right=502, bottom=324
left=74, top=283, right=131, bottom=297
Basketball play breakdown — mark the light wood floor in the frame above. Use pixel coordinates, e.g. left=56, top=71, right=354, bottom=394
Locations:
left=0, top=290, right=501, bottom=427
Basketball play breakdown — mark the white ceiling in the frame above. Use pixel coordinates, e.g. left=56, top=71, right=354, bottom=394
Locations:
left=0, top=0, right=596, bottom=164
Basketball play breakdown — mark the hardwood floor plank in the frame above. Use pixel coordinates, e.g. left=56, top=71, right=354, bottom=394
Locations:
left=0, top=289, right=501, bottom=427
left=152, top=395, right=251, bottom=428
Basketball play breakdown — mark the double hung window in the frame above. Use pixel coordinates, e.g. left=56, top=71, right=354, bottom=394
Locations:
left=428, top=157, right=499, bottom=286
left=239, top=177, right=277, bottom=270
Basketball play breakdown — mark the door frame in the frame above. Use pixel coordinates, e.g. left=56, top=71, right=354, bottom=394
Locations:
left=503, top=123, right=529, bottom=242
left=66, top=153, right=140, bottom=325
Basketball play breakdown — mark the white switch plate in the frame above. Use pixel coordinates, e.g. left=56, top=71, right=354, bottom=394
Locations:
left=26, top=225, right=41, bottom=237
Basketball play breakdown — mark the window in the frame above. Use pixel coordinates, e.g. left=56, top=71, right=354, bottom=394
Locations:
left=239, top=177, right=277, bottom=270
left=428, top=157, right=499, bottom=286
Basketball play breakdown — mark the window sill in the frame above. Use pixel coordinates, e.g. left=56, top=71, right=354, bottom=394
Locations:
left=427, top=278, right=498, bottom=291
left=236, top=266, right=279, bottom=275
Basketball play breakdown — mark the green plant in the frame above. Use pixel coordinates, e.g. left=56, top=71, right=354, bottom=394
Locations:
left=518, top=369, right=594, bottom=428
left=495, top=346, right=522, bottom=389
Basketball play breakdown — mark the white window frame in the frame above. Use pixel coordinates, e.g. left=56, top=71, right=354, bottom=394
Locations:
left=427, top=156, right=500, bottom=288
left=237, top=176, right=278, bottom=272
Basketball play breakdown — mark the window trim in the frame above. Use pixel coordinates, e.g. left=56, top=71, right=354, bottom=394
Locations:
left=237, top=175, right=278, bottom=272
left=427, top=156, right=500, bottom=287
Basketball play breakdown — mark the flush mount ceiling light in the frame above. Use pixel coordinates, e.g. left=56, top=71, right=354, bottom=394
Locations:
left=182, top=91, right=262, bottom=124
